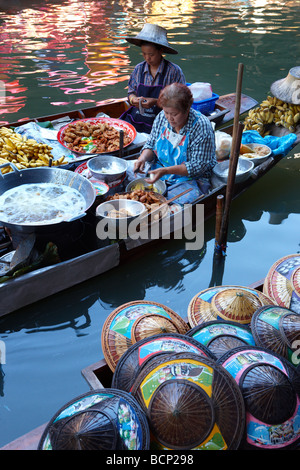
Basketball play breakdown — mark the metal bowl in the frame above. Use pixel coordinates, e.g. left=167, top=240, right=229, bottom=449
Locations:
left=96, top=198, right=146, bottom=222
left=240, top=143, right=272, bottom=166
left=126, top=178, right=167, bottom=196
left=87, top=155, right=128, bottom=183
left=213, top=157, right=254, bottom=184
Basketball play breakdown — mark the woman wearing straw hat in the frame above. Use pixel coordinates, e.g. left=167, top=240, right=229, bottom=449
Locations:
left=121, top=23, right=186, bottom=134
left=133, top=83, right=216, bottom=205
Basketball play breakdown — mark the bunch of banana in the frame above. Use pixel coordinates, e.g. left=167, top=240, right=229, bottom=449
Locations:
left=0, top=126, right=68, bottom=174
left=244, top=95, right=300, bottom=137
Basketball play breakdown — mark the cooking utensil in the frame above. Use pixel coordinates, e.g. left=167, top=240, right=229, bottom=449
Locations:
left=87, top=155, right=128, bottom=183
left=0, top=162, right=96, bottom=233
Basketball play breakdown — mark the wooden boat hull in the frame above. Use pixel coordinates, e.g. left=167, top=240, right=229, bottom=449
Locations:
left=0, top=148, right=284, bottom=317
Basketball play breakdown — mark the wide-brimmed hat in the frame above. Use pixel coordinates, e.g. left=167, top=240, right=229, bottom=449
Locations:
left=112, top=333, right=216, bottom=393
left=124, top=23, right=178, bottom=55
left=38, top=389, right=150, bottom=450
left=270, top=66, right=300, bottom=104
left=131, top=352, right=246, bottom=449
left=218, top=346, right=300, bottom=450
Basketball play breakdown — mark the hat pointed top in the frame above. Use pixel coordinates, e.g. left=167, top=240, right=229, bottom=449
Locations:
left=124, top=23, right=178, bottom=55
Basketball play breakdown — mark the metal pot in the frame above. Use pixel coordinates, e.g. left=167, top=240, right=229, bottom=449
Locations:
left=0, top=163, right=96, bottom=235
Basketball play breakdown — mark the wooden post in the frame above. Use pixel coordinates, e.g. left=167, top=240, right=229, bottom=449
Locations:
left=214, top=194, right=224, bottom=248
left=217, top=63, right=244, bottom=254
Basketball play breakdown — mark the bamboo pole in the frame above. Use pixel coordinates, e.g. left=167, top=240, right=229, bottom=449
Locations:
left=217, top=63, right=244, bottom=255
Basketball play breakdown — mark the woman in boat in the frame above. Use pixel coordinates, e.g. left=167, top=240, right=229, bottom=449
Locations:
left=121, top=23, right=186, bottom=134
left=133, top=83, right=216, bottom=204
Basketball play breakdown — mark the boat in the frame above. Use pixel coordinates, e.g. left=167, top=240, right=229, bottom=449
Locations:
left=0, top=92, right=298, bottom=318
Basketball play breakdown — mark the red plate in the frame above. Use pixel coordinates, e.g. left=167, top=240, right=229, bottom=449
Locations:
left=57, top=117, right=137, bottom=155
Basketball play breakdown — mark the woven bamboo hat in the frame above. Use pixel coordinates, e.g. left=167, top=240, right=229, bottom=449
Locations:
left=112, top=333, right=216, bottom=393
left=270, top=66, right=300, bottom=105
left=101, top=301, right=189, bottom=372
left=124, top=23, right=178, bottom=54
left=187, top=285, right=274, bottom=328
left=38, top=389, right=150, bottom=450
left=218, top=346, right=300, bottom=450
left=263, top=254, right=300, bottom=313
left=187, top=320, right=256, bottom=359
left=251, top=305, right=300, bottom=366
left=131, top=352, right=245, bottom=450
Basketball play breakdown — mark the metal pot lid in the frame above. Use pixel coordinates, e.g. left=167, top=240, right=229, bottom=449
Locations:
left=112, top=333, right=216, bottom=393
left=131, top=351, right=245, bottom=450
left=263, top=254, right=300, bottom=314
left=38, top=389, right=150, bottom=450
left=101, top=301, right=189, bottom=372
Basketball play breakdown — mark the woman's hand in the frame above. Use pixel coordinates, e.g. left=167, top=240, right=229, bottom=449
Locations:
left=146, top=167, right=167, bottom=184
left=141, top=97, right=157, bottom=109
left=128, top=95, right=157, bottom=109
left=133, top=149, right=154, bottom=173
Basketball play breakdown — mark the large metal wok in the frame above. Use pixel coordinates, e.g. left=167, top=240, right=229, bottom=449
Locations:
left=0, top=163, right=96, bottom=235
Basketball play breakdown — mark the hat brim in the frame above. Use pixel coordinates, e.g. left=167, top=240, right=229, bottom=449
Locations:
left=270, top=72, right=300, bottom=105
left=125, top=37, right=178, bottom=54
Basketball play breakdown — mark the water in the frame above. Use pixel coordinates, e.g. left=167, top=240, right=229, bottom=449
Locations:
left=0, top=0, right=300, bottom=447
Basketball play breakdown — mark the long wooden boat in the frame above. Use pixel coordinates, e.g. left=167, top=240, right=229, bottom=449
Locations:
left=0, top=92, right=297, bottom=318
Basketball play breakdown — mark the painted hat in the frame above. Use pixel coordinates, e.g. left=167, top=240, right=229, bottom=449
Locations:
left=124, top=23, right=178, bottom=54
left=270, top=67, right=300, bottom=105
left=218, top=346, right=300, bottom=450
left=101, top=301, right=189, bottom=371
left=186, top=320, right=256, bottom=359
left=251, top=305, right=300, bottom=366
left=131, top=352, right=245, bottom=450
left=112, top=333, right=216, bottom=393
left=187, top=285, right=274, bottom=328
left=38, top=389, right=150, bottom=450
left=263, top=254, right=300, bottom=313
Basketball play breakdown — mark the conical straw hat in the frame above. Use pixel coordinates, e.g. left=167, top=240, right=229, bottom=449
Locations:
left=270, top=66, right=300, bottom=105
left=187, top=320, right=256, bottom=359
left=38, top=389, right=150, bottom=450
left=251, top=305, right=300, bottom=365
left=124, top=23, right=178, bottom=54
left=188, top=285, right=274, bottom=328
left=212, top=288, right=264, bottom=324
left=131, top=352, right=245, bottom=450
left=263, top=254, right=300, bottom=313
left=102, top=301, right=188, bottom=371
left=218, top=346, right=300, bottom=450
left=112, top=333, right=215, bottom=393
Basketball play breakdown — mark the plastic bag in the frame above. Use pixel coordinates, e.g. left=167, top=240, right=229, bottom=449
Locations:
left=215, top=130, right=232, bottom=160
left=241, top=130, right=297, bottom=156
left=189, top=82, right=212, bottom=101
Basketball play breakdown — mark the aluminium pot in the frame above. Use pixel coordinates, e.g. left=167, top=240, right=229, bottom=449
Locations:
left=0, top=162, right=96, bottom=236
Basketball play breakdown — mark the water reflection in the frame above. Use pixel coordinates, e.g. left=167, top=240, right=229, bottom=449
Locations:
left=1, top=0, right=299, bottom=124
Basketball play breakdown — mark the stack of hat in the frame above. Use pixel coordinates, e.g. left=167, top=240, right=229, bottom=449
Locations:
left=39, top=254, right=300, bottom=451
